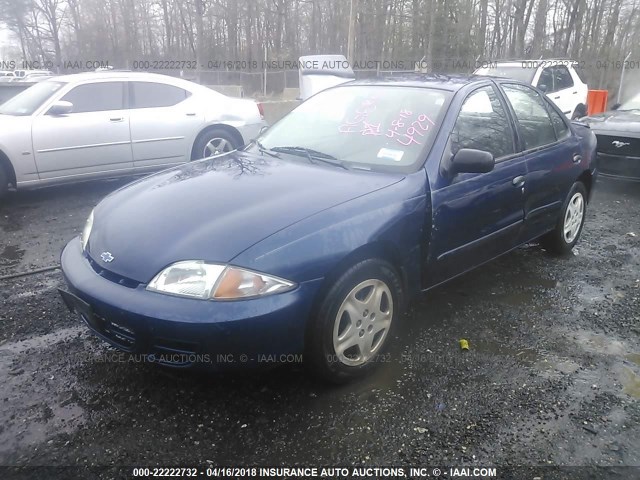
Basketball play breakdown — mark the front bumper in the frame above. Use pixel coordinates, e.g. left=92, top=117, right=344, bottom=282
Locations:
left=597, top=152, right=640, bottom=181
left=60, top=237, right=322, bottom=369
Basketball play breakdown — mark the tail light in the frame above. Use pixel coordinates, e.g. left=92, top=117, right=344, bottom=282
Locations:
left=256, top=102, right=265, bottom=120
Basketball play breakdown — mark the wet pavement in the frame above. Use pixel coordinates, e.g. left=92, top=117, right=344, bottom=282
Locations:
left=0, top=176, right=639, bottom=477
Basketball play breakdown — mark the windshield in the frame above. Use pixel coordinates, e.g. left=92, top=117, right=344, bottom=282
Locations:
left=0, top=81, right=64, bottom=116
left=475, top=65, right=536, bottom=84
left=253, top=85, right=450, bottom=172
left=620, top=92, right=640, bottom=110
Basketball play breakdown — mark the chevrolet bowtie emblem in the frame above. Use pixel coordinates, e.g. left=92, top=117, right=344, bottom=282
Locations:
left=101, top=252, right=114, bottom=263
left=611, top=140, right=630, bottom=148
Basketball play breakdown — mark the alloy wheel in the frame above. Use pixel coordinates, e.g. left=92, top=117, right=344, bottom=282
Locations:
left=563, top=192, right=584, bottom=243
left=203, top=137, right=233, bottom=157
left=332, top=279, right=393, bottom=366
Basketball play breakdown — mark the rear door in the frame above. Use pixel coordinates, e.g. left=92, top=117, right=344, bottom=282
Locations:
left=32, top=81, right=132, bottom=179
left=500, top=82, right=581, bottom=241
left=428, top=84, right=527, bottom=286
left=128, top=81, right=204, bottom=169
left=549, top=66, right=576, bottom=116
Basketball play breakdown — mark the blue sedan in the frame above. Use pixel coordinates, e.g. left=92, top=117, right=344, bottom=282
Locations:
left=60, top=75, right=597, bottom=382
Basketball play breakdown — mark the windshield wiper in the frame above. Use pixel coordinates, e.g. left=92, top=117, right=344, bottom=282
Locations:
left=270, top=146, right=348, bottom=170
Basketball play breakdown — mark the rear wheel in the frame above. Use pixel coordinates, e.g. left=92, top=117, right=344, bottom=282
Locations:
left=572, top=104, right=587, bottom=119
left=305, top=258, right=403, bottom=383
left=541, top=182, right=587, bottom=254
left=191, top=128, right=239, bottom=160
left=0, top=165, right=8, bottom=199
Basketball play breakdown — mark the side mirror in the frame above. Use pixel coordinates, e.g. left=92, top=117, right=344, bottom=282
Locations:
left=611, top=103, right=621, bottom=111
left=538, top=84, right=548, bottom=92
left=451, top=148, right=495, bottom=174
left=47, top=101, right=73, bottom=115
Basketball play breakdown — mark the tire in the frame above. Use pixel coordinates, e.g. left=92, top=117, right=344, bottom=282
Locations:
left=305, top=258, right=403, bottom=383
left=0, top=165, right=8, bottom=200
left=540, top=182, right=587, bottom=254
left=191, top=128, right=239, bottom=160
left=571, top=104, right=587, bottom=119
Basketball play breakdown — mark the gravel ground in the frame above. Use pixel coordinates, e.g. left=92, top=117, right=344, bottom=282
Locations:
left=0, top=176, right=638, bottom=479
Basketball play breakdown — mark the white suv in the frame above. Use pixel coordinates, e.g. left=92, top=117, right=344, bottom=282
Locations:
left=474, top=60, right=588, bottom=119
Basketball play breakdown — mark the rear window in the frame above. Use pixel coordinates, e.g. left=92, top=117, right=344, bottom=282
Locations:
left=475, top=65, right=536, bottom=84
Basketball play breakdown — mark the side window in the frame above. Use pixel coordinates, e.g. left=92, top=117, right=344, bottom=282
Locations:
left=60, top=82, right=124, bottom=113
left=450, top=86, right=515, bottom=160
left=545, top=99, right=570, bottom=140
left=553, top=66, right=574, bottom=90
left=502, top=83, right=558, bottom=150
left=130, top=82, right=189, bottom=109
left=537, top=68, right=554, bottom=92
left=572, top=64, right=587, bottom=84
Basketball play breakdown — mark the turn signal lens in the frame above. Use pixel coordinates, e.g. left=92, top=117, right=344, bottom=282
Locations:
left=212, top=267, right=295, bottom=299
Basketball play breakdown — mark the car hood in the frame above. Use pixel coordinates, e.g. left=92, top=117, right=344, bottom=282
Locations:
left=88, top=151, right=403, bottom=283
left=583, top=110, right=640, bottom=135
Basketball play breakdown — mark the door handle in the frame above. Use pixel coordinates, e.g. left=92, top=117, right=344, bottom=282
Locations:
left=553, top=96, right=560, bottom=100
left=109, top=117, right=124, bottom=122
left=185, top=112, right=197, bottom=116
left=572, top=91, right=578, bottom=94
left=573, top=154, right=582, bottom=163
left=512, top=175, right=526, bottom=188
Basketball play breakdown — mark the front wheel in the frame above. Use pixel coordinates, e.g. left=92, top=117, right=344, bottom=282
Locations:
left=305, top=258, right=403, bottom=383
left=541, top=181, right=587, bottom=254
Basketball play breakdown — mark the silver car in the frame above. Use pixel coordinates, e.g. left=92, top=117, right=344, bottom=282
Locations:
left=0, top=71, right=266, bottom=197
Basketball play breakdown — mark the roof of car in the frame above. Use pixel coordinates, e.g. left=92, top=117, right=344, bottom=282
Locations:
left=489, top=59, right=578, bottom=66
left=47, top=71, right=184, bottom=84
left=347, top=74, right=493, bottom=91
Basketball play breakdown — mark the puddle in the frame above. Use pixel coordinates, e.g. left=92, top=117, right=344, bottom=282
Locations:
left=625, top=353, right=640, bottom=366
left=575, top=280, right=627, bottom=306
left=621, top=367, right=640, bottom=399
left=567, top=329, right=640, bottom=399
left=0, top=216, right=22, bottom=232
left=472, top=340, right=540, bottom=365
left=535, top=357, right=581, bottom=375
left=571, top=331, right=627, bottom=357
left=0, top=326, right=84, bottom=354
left=0, top=326, right=88, bottom=461
left=472, top=339, right=583, bottom=376
left=10, top=276, right=61, bottom=300
left=0, top=245, right=25, bottom=267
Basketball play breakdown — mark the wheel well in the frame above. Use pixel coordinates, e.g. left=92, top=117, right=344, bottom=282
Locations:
left=309, top=242, right=409, bottom=316
left=0, top=150, right=16, bottom=187
left=577, top=170, right=593, bottom=201
left=191, top=124, right=244, bottom=159
left=572, top=103, right=587, bottom=118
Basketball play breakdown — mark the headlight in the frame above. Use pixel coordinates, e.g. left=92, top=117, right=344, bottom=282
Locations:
left=81, top=209, right=94, bottom=251
left=146, top=261, right=295, bottom=300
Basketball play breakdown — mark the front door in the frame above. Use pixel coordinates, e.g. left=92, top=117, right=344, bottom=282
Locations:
left=32, top=81, right=132, bottom=180
left=427, top=84, right=527, bottom=287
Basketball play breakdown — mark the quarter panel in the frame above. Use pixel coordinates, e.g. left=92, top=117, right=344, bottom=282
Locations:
left=0, top=116, right=39, bottom=184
